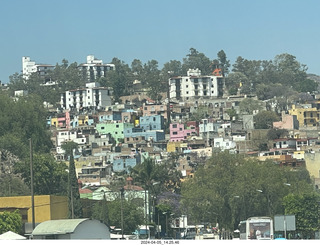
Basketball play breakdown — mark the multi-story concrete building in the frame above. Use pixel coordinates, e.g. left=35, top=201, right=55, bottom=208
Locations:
left=169, top=68, right=224, bottom=102
left=289, top=104, right=319, bottom=128
left=22, top=56, right=54, bottom=80
left=60, top=82, right=113, bottom=111
left=78, top=55, right=115, bottom=82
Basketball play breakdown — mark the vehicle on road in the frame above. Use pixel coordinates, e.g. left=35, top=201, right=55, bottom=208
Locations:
left=239, top=216, right=274, bottom=240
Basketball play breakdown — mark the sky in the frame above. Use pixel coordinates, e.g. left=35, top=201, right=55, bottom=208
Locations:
left=1, top=0, right=320, bottom=84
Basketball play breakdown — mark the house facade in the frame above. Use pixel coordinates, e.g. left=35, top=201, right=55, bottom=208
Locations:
left=142, top=103, right=168, bottom=120
left=169, top=122, right=198, bottom=142
left=96, top=122, right=134, bottom=143
left=289, top=104, right=319, bottom=128
left=139, top=115, right=165, bottom=131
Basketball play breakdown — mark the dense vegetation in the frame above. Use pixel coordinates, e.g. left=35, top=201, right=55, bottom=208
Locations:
left=180, top=151, right=320, bottom=238
left=7, top=49, right=317, bottom=106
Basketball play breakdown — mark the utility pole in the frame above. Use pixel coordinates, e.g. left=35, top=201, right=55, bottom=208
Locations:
left=29, top=138, right=35, bottom=230
left=120, top=187, right=125, bottom=239
left=145, top=187, right=148, bottom=239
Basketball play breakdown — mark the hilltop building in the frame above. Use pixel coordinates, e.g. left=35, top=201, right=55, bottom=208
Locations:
left=169, top=68, right=224, bottom=102
left=22, top=56, right=54, bottom=80
left=78, top=55, right=115, bottom=82
left=60, top=82, right=113, bottom=111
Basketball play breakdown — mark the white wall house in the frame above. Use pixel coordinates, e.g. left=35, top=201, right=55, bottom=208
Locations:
left=22, top=56, right=54, bottom=80
left=55, top=130, right=86, bottom=155
left=213, top=137, right=237, bottom=151
left=60, top=82, right=113, bottom=111
left=78, top=55, right=115, bottom=82
left=169, top=68, right=224, bottom=101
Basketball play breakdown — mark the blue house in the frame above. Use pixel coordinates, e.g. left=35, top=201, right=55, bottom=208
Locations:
left=113, top=152, right=141, bottom=173
left=139, top=115, right=164, bottom=131
left=124, top=128, right=165, bottom=142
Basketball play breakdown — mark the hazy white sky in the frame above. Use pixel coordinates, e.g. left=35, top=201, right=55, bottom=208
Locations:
left=1, top=0, right=320, bottom=83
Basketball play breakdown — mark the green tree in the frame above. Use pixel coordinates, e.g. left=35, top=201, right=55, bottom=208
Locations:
left=217, top=50, right=230, bottom=75
left=273, top=53, right=307, bottom=89
left=0, top=210, right=23, bottom=234
left=182, top=48, right=212, bottom=75
left=295, top=78, right=318, bottom=93
left=189, top=105, right=209, bottom=121
left=225, top=72, right=248, bottom=94
left=106, top=58, right=132, bottom=102
left=283, top=193, right=320, bottom=239
left=62, top=141, right=83, bottom=218
left=181, top=152, right=316, bottom=230
left=0, top=93, right=53, bottom=158
left=254, top=111, right=279, bottom=129
left=143, top=60, right=163, bottom=101
left=267, top=128, right=289, bottom=140
left=0, top=149, right=29, bottom=197
left=107, top=198, right=144, bottom=234
left=15, top=153, right=68, bottom=195
left=239, top=98, right=263, bottom=115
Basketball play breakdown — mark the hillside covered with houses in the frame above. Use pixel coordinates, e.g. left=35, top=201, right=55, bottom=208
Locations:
left=1, top=51, right=320, bottom=239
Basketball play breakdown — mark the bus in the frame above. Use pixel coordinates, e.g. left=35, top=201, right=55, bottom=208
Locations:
left=239, top=217, right=274, bottom=240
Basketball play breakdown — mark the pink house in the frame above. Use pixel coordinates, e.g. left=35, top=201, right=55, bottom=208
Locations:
left=170, top=122, right=198, bottom=142
left=273, top=112, right=299, bottom=130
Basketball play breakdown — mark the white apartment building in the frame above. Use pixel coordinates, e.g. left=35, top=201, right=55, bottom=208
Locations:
left=55, top=129, right=87, bottom=155
left=60, top=82, right=113, bottom=111
left=78, top=55, right=115, bottom=82
left=22, top=56, right=54, bottom=80
left=169, top=68, right=224, bottom=101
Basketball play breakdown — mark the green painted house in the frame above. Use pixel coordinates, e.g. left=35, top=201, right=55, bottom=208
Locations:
left=96, top=122, right=134, bottom=143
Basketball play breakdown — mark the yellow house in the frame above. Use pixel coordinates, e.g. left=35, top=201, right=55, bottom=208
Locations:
left=0, top=195, right=68, bottom=225
left=289, top=105, right=319, bottom=127
left=167, top=141, right=188, bottom=152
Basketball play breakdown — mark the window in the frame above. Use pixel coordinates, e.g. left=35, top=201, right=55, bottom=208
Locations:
left=173, top=124, right=177, bottom=128
left=173, top=132, right=178, bottom=135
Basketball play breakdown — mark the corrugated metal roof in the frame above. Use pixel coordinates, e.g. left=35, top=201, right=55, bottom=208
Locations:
left=32, top=218, right=88, bottom=235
